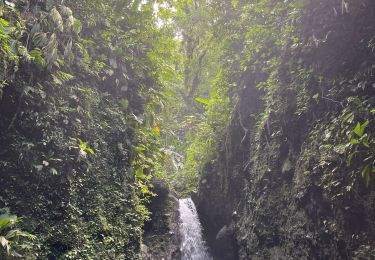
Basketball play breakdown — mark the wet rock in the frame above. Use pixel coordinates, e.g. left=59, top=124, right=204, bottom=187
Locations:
left=214, top=222, right=238, bottom=260
left=142, top=178, right=181, bottom=260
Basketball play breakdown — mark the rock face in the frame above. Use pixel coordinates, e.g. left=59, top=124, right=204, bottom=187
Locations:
left=195, top=1, right=375, bottom=259
left=142, top=179, right=181, bottom=260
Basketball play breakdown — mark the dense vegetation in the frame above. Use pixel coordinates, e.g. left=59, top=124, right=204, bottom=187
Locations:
left=189, top=0, right=375, bottom=259
left=0, top=0, right=173, bottom=258
left=0, top=0, right=374, bottom=259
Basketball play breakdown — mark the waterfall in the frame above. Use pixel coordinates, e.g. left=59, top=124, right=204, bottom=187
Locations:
left=179, top=198, right=213, bottom=260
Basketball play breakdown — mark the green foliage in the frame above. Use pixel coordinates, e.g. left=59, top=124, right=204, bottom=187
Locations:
left=348, top=119, right=374, bottom=187
left=353, top=121, right=369, bottom=140
left=78, top=139, right=95, bottom=157
left=174, top=70, right=232, bottom=194
left=1, top=0, right=375, bottom=258
left=308, top=95, right=375, bottom=202
left=0, top=209, right=35, bottom=258
left=195, top=97, right=210, bottom=106
left=0, top=0, right=176, bottom=258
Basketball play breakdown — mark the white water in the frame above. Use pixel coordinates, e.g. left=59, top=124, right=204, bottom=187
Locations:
left=179, top=198, right=213, bottom=260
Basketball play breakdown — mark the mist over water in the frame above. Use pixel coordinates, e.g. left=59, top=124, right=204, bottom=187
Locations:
left=179, top=198, right=213, bottom=260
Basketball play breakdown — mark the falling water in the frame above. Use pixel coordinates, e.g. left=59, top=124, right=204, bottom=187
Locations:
left=179, top=198, right=213, bottom=260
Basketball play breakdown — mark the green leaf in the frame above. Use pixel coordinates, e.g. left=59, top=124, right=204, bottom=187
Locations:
left=73, top=19, right=82, bottom=34
left=58, top=6, right=73, bottom=16
left=348, top=151, right=357, bottom=166
left=55, top=71, right=75, bottom=82
left=0, top=18, right=10, bottom=27
left=371, top=108, right=375, bottom=114
left=121, top=99, right=129, bottom=109
left=49, top=7, right=64, bottom=32
left=29, top=49, right=46, bottom=67
left=30, top=23, right=40, bottom=37
left=5, top=229, right=35, bottom=240
left=354, top=120, right=368, bottom=137
left=354, top=122, right=362, bottom=137
left=135, top=146, right=145, bottom=151
left=312, top=93, right=319, bottom=100
left=0, top=214, right=16, bottom=230
left=135, top=168, right=146, bottom=179
left=343, top=112, right=353, bottom=123
left=361, top=164, right=371, bottom=187
left=361, top=120, right=369, bottom=131
left=32, top=32, right=48, bottom=47
left=362, top=140, right=370, bottom=148
left=86, top=147, right=95, bottom=155
left=195, top=97, right=210, bottom=105
left=350, top=138, right=359, bottom=145
left=0, top=219, right=10, bottom=230
left=79, top=140, right=87, bottom=150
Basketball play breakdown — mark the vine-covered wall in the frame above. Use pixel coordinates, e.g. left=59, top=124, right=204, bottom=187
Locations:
left=0, top=1, right=166, bottom=258
left=195, top=0, right=375, bottom=259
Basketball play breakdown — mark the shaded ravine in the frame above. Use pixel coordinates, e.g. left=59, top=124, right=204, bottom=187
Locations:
left=179, top=198, right=213, bottom=260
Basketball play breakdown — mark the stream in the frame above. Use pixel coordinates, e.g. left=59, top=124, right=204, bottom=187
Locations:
left=179, top=198, right=213, bottom=260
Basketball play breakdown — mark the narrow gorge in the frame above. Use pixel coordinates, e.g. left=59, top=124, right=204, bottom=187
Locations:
left=0, top=0, right=374, bottom=259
